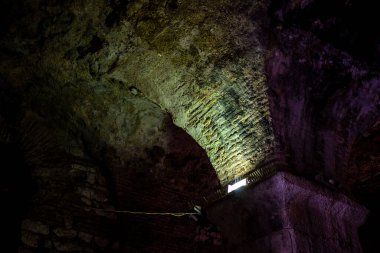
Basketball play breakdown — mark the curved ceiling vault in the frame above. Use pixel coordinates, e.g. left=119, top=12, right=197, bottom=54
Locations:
left=0, top=0, right=276, bottom=185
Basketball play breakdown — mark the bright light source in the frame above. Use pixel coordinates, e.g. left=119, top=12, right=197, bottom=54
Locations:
left=228, top=178, right=247, bottom=193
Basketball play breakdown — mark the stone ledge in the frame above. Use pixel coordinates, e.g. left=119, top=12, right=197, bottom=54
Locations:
left=207, top=172, right=368, bottom=253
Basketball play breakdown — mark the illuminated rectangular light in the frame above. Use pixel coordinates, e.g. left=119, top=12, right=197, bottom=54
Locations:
left=228, top=178, right=247, bottom=193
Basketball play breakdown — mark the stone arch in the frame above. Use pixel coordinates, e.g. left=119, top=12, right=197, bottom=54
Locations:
left=0, top=0, right=277, bottom=186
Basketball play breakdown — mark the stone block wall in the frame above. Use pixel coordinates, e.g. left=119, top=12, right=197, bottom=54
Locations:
left=18, top=163, right=120, bottom=253
left=12, top=117, right=222, bottom=253
left=207, top=172, right=368, bottom=253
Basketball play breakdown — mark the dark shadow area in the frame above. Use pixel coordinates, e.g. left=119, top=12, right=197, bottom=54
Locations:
left=0, top=142, right=35, bottom=252
left=269, top=0, right=380, bottom=68
left=79, top=115, right=221, bottom=252
left=0, top=83, right=35, bottom=252
left=358, top=193, right=380, bottom=253
left=350, top=129, right=380, bottom=252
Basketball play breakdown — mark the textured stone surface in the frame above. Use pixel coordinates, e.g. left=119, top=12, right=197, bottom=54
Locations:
left=53, top=228, right=78, bottom=238
left=0, top=0, right=276, bottom=185
left=207, top=172, right=368, bottom=253
left=21, top=231, right=40, bottom=248
left=21, top=219, right=50, bottom=236
left=1, top=0, right=378, bottom=188
left=267, top=27, right=380, bottom=188
left=265, top=0, right=380, bottom=193
left=0, top=108, right=219, bottom=252
left=1, top=0, right=378, bottom=189
left=0, top=0, right=380, bottom=252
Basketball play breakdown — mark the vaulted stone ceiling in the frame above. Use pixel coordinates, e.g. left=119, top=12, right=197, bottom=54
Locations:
left=0, top=0, right=277, bottom=186
left=1, top=0, right=380, bottom=252
left=1, top=0, right=379, bottom=208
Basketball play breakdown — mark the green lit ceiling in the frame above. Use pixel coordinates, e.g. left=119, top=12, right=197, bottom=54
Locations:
left=0, top=0, right=276, bottom=185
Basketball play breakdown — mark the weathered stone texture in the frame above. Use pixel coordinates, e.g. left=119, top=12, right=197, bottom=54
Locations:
left=5, top=108, right=220, bottom=253
left=1, top=0, right=380, bottom=252
left=21, top=220, right=50, bottom=236
left=207, top=172, right=368, bottom=253
left=0, top=0, right=276, bottom=185
left=266, top=1, right=380, bottom=190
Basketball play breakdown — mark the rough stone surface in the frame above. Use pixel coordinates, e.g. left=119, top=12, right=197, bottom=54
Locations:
left=0, top=0, right=276, bottom=185
left=0, top=110, right=219, bottom=252
left=21, top=231, right=40, bottom=249
left=0, top=0, right=379, bottom=190
left=78, top=232, right=93, bottom=243
left=21, top=219, right=50, bottom=235
left=53, top=228, right=78, bottom=239
left=0, top=0, right=380, bottom=252
left=207, top=172, right=368, bottom=253
left=267, top=26, right=380, bottom=188
left=53, top=241, right=84, bottom=252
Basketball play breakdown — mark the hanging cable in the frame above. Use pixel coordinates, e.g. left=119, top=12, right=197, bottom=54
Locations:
left=74, top=205, right=197, bottom=217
